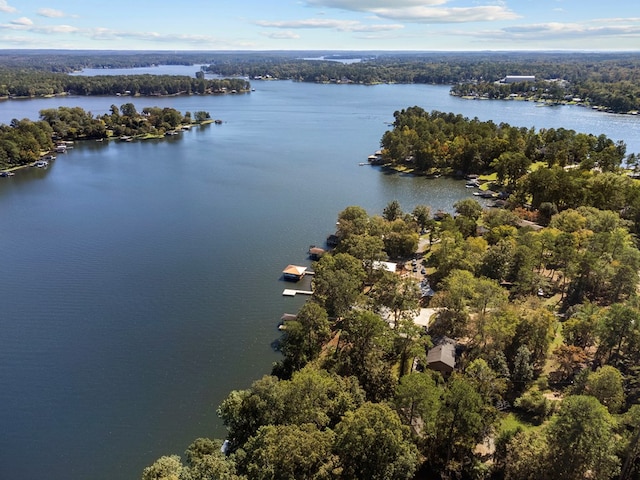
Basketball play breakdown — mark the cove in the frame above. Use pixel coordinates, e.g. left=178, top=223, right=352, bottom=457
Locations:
left=1, top=78, right=639, bottom=480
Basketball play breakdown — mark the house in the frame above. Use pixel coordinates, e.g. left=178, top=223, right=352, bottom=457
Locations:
left=373, top=261, right=397, bottom=273
left=426, top=339, right=456, bottom=374
left=503, top=75, right=535, bottom=84
left=326, top=234, right=340, bottom=247
left=308, top=246, right=326, bottom=260
left=282, top=265, right=307, bottom=281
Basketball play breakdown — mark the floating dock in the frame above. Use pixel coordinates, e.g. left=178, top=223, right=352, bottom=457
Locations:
left=282, top=289, right=313, bottom=296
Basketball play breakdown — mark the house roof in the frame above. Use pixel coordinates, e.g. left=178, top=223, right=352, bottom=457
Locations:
left=426, top=342, right=456, bottom=371
left=283, top=265, right=307, bottom=276
left=373, top=261, right=397, bottom=273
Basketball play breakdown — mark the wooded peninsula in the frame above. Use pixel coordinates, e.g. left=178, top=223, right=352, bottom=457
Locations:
left=141, top=108, right=640, bottom=479
left=0, top=104, right=216, bottom=171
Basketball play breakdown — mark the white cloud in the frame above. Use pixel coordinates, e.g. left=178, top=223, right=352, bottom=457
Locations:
left=455, top=18, right=640, bottom=47
left=504, top=21, right=640, bottom=39
left=261, top=31, right=301, bottom=39
left=37, top=8, right=66, bottom=18
left=367, top=6, right=519, bottom=23
left=306, top=0, right=446, bottom=10
left=10, top=17, right=32, bottom=26
left=0, top=1, right=16, bottom=13
left=256, top=18, right=403, bottom=32
left=304, top=0, right=518, bottom=23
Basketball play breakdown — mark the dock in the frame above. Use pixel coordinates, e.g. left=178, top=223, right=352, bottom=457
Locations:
left=282, top=289, right=313, bottom=296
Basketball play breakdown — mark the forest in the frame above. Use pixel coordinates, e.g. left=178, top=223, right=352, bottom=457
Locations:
left=1, top=50, right=639, bottom=112
left=142, top=112, right=640, bottom=479
left=0, top=68, right=250, bottom=98
left=201, top=51, right=640, bottom=113
left=0, top=104, right=212, bottom=170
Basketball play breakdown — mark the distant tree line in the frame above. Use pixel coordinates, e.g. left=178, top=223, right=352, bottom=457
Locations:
left=0, top=68, right=250, bottom=98
left=1, top=51, right=639, bottom=111
left=201, top=51, right=640, bottom=113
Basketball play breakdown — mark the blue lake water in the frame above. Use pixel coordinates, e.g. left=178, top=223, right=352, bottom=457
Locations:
left=1, top=68, right=639, bottom=480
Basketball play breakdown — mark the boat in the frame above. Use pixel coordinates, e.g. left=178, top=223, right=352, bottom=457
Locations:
left=0, top=171, right=14, bottom=177
left=33, top=160, right=49, bottom=168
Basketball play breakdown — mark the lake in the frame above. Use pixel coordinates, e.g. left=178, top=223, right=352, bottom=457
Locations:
left=1, top=68, right=639, bottom=480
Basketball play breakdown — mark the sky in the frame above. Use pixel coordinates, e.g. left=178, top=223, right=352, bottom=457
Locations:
left=0, top=0, right=639, bottom=51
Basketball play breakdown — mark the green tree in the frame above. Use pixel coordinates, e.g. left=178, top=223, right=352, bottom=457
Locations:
left=504, top=429, right=550, bottom=480
left=394, top=371, right=441, bottom=435
left=383, top=200, right=403, bottom=222
left=545, top=395, right=620, bottom=480
left=433, top=375, right=488, bottom=476
left=412, top=204, right=432, bottom=231
left=275, top=302, right=331, bottom=376
left=312, top=253, right=365, bottom=318
left=370, top=271, right=420, bottom=328
left=492, top=151, right=531, bottom=188
left=585, top=365, right=625, bottom=413
left=183, top=438, right=244, bottom=480
left=336, top=205, right=370, bottom=239
left=141, top=455, right=183, bottom=480
left=334, top=402, right=419, bottom=480
left=239, top=424, right=336, bottom=480
left=336, top=310, right=395, bottom=401
left=454, top=198, right=483, bottom=222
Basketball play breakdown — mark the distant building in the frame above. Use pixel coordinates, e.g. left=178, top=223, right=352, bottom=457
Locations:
left=426, top=338, right=456, bottom=374
left=503, top=75, right=535, bottom=84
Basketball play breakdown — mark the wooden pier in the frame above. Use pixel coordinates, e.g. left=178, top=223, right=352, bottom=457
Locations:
left=282, top=289, right=313, bottom=297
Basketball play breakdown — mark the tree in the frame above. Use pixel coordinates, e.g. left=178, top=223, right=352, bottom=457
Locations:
left=394, top=372, right=441, bottom=435
left=511, top=345, right=534, bottom=393
left=275, top=302, right=331, bottom=376
left=383, top=200, right=403, bottom=222
left=412, top=204, right=431, bottom=231
left=597, top=302, right=640, bottom=362
left=453, top=198, right=483, bottom=222
left=338, top=233, right=386, bottom=282
left=563, top=302, right=602, bottom=348
left=504, top=429, right=550, bottom=480
left=194, top=111, right=210, bottom=122
left=120, top=102, right=138, bottom=117
left=336, top=310, right=395, bottom=401
left=433, top=375, right=487, bottom=476
left=336, top=205, right=370, bottom=239
left=545, top=395, right=620, bottom=480
left=141, top=455, right=183, bottom=480
left=370, top=271, right=420, bottom=328
left=492, top=151, right=531, bottom=188
left=584, top=365, right=625, bottom=413
left=239, top=424, right=336, bottom=480
left=184, top=438, right=243, bottom=480
left=312, top=253, right=365, bottom=318
left=334, top=402, right=419, bottom=480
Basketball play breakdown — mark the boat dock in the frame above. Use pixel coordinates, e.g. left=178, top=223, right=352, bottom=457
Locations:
left=282, top=289, right=313, bottom=296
